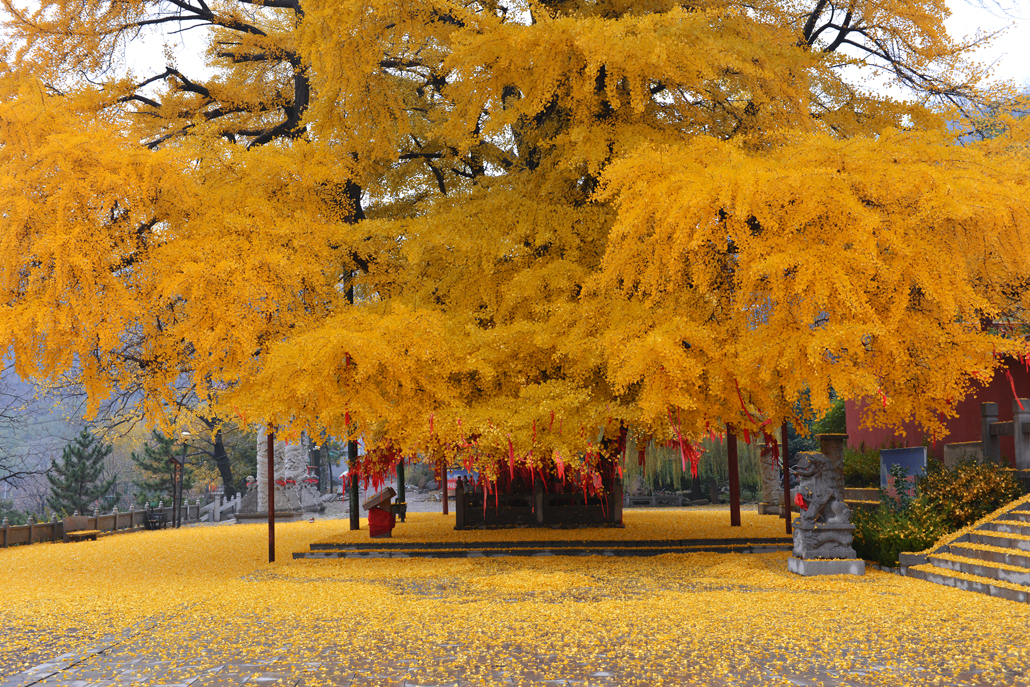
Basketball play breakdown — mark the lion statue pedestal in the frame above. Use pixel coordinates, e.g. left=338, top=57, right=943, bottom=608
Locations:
left=787, top=450, right=865, bottom=576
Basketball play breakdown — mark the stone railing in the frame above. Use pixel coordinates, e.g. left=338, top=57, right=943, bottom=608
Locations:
left=199, top=493, right=242, bottom=523
left=0, top=501, right=207, bottom=548
left=981, top=400, right=1030, bottom=470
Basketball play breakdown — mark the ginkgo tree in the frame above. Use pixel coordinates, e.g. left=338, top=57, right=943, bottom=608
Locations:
left=1, top=0, right=1028, bottom=480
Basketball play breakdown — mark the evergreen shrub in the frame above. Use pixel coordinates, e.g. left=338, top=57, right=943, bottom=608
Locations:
left=843, top=446, right=880, bottom=488
left=852, top=460, right=1025, bottom=567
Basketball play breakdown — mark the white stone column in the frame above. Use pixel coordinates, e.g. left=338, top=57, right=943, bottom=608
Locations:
left=256, top=433, right=287, bottom=513
left=257, top=432, right=269, bottom=513
left=758, top=441, right=781, bottom=507
left=284, top=435, right=306, bottom=512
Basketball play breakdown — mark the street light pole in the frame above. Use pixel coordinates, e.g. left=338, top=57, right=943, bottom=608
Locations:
left=178, top=431, right=190, bottom=528
left=268, top=430, right=275, bottom=563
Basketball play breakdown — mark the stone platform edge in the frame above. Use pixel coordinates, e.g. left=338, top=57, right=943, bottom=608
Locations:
left=787, top=556, right=865, bottom=576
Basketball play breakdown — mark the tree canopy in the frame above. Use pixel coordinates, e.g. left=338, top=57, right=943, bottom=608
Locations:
left=1, top=0, right=1029, bottom=479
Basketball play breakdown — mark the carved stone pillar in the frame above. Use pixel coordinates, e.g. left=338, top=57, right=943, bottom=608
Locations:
left=757, top=439, right=781, bottom=515
left=817, top=433, right=848, bottom=496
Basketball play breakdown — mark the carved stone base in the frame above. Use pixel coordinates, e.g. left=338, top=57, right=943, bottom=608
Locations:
left=233, top=510, right=304, bottom=523
left=757, top=503, right=780, bottom=515
left=788, top=556, right=865, bottom=576
left=792, top=520, right=857, bottom=560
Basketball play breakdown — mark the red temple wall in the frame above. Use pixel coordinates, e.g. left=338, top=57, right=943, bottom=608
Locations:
left=845, top=358, right=1030, bottom=464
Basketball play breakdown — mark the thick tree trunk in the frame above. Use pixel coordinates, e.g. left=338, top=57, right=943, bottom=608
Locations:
left=213, top=430, right=236, bottom=498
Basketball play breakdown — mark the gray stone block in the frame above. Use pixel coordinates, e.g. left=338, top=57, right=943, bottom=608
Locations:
left=898, top=552, right=927, bottom=566
left=970, top=531, right=1030, bottom=551
left=989, top=521, right=1030, bottom=537
left=943, top=441, right=983, bottom=468
left=929, top=555, right=1030, bottom=586
left=787, top=556, right=865, bottom=576
left=792, top=521, right=857, bottom=559
left=907, top=566, right=1030, bottom=603
left=950, top=544, right=1030, bottom=569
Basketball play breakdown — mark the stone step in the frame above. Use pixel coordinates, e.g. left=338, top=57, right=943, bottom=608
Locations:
left=293, top=543, right=793, bottom=559
left=309, top=536, right=793, bottom=551
left=907, top=563, right=1030, bottom=604
left=986, top=520, right=1030, bottom=537
left=927, top=552, right=1030, bottom=587
left=1008, top=510, right=1030, bottom=523
left=968, top=530, right=1030, bottom=552
left=949, top=542, right=1030, bottom=569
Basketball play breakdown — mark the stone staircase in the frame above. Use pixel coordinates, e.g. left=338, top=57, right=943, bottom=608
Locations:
left=900, top=496, right=1030, bottom=603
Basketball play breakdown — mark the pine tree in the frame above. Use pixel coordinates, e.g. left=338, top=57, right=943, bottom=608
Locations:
left=130, top=430, right=194, bottom=506
left=46, top=430, right=117, bottom=516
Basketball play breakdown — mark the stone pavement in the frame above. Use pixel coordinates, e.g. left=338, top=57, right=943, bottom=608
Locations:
left=4, top=616, right=1026, bottom=687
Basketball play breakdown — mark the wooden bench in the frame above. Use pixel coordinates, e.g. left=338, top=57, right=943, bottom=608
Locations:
left=66, top=529, right=99, bottom=542
left=144, top=510, right=167, bottom=530
left=62, top=515, right=99, bottom=543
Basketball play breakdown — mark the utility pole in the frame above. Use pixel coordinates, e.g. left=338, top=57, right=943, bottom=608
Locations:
left=267, top=430, right=275, bottom=563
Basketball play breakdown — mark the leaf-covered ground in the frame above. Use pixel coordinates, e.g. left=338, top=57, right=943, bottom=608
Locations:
left=317, top=509, right=791, bottom=544
left=1, top=511, right=1028, bottom=686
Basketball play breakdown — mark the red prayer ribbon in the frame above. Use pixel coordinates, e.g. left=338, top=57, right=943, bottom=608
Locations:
left=1004, top=368, right=1025, bottom=410
left=508, top=437, right=515, bottom=480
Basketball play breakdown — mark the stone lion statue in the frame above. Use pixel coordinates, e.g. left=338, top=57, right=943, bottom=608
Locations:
left=794, top=451, right=851, bottom=526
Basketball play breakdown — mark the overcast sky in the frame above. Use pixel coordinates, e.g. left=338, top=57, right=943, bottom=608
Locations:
left=0, top=0, right=1016, bottom=81
left=945, top=0, right=1029, bottom=87
left=125, top=0, right=1029, bottom=93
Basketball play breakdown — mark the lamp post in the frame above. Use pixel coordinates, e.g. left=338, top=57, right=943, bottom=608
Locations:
left=267, top=430, right=275, bottom=563
left=177, top=431, right=190, bottom=528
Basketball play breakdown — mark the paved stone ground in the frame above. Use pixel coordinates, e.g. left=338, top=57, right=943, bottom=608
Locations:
left=4, top=585, right=1027, bottom=687
left=5, top=627, right=1025, bottom=687
left=5, top=498, right=1023, bottom=687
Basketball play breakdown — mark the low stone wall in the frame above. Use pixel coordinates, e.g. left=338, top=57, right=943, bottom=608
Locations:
left=943, top=441, right=984, bottom=468
left=0, top=503, right=205, bottom=548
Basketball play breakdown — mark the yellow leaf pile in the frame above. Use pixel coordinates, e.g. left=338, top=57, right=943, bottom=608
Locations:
left=0, top=513, right=1028, bottom=685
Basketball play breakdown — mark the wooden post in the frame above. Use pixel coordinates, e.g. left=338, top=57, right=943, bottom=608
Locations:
left=441, top=462, right=449, bottom=516
left=396, top=459, right=406, bottom=523
left=348, top=439, right=360, bottom=530
left=981, top=402, right=1000, bottom=463
left=454, top=479, right=464, bottom=528
left=727, top=429, right=741, bottom=527
left=267, top=431, right=275, bottom=563
left=1013, top=399, right=1030, bottom=471
left=612, top=474, right=623, bottom=525
left=782, top=422, right=792, bottom=535
left=534, top=477, right=545, bottom=525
